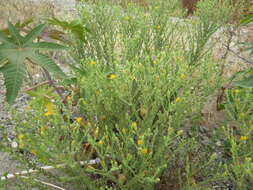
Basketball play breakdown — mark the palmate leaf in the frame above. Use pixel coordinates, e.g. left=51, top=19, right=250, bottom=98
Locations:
left=0, top=22, right=67, bottom=104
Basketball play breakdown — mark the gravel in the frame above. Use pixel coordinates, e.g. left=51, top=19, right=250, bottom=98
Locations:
left=0, top=76, right=30, bottom=175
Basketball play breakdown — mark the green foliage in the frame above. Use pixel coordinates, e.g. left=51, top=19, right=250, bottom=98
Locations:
left=233, top=14, right=253, bottom=88
left=0, top=22, right=66, bottom=104
left=1, top=0, right=252, bottom=190
left=240, top=13, right=253, bottom=25
left=2, top=0, right=226, bottom=189
left=222, top=87, right=253, bottom=189
left=234, top=73, right=253, bottom=88
left=48, top=17, right=88, bottom=42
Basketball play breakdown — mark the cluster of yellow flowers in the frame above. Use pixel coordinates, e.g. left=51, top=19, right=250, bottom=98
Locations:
left=240, top=136, right=249, bottom=141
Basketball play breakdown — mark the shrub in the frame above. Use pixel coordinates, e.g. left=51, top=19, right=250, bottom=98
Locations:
left=1, top=0, right=251, bottom=189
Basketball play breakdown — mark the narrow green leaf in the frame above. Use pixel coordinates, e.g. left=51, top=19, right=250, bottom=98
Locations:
left=29, top=42, right=68, bottom=50
left=18, top=18, right=33, bottom=28
left=68, top=63, right=83, bottom=74
left=240, top=14, right=253, bottom=26
left=0, top=56, right=8, bottom=67
left=0, top=31, right=14, bottom=44
left=29, top=53, right=66, bottom=78
left=24, top=24, right=46, bottom=44
left=8, top=22, right=24, bottom=45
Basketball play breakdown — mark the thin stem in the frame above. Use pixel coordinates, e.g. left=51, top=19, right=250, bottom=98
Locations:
left=22, top=176, right=66, bottom=190
left=43, top=68, right=66, bottom=103
left=225, top=45, right=253, bottom=65
left=23, top=81, right=50, bottom=92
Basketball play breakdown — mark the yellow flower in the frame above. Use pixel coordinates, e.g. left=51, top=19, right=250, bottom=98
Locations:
left=239, top=113, right=245, bottom=118
left=18, top=134, right=24, bottom=141
left=240, top=136, right=249, bottom=141
left=18, top=134, right=25, bottom=147
left=25, top=105, right=32, bottom=111
left=153, top=60, right=158, bottom=65
left=89, top=61, right=97, bottom=65
left=40, top=126, right=48, bottom=134
left=175, top=97, right=180, bottom=103
left=19, top=142, right=25, bottom=148
left=44, top=102, right=54, bottom=116
left=130, top=76, right=136, bottom=80
left=156, top=25, right=161, bottom=30
left=31, top=150, right=37, bottom=156
left=137, top=140, right=143, bottom=145
left=67, top=95, right=72, bottom=101
left=76, top=117, right=83, bottom=124
left=124, top=16, right=130, bottom=21
left=140, top=105, right=148, bottom=117
left=167, top=127, right=174, bottom=135
left=180, top=74, right=185, bottom=80
left=179, top=56, right=184, bottom=62
left=86, top=165, right=95, bottom=170
left=234, top=89, right=240, bottom=93
left=98, top=140, right=104, bottom=145
left=131, top=122, right=138, bottom=130
left=107, top=74, right=117, bottom=80
left=141, top=148, right=148, bottom=154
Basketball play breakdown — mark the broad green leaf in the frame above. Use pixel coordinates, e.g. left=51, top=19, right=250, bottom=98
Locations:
left=29, top=53, right=66, bottom=78
left=234, top=75, right=253, bottom=88
left=23, top=24, right=46, bottom=44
